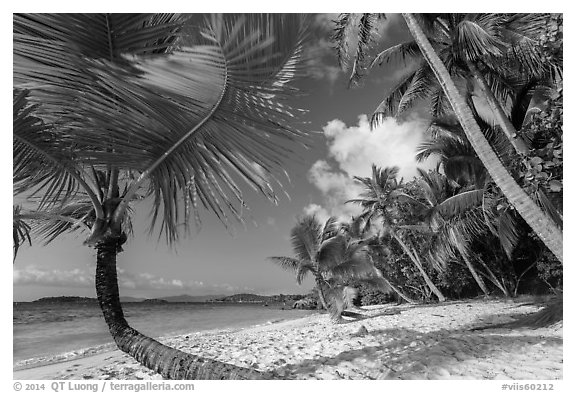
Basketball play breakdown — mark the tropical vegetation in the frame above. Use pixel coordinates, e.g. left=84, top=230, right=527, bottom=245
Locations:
left=14, top=12, right=564, bottom=380
left=272, top=13, right=562, bottom=322
left=13, top=13, right=309, bottom=380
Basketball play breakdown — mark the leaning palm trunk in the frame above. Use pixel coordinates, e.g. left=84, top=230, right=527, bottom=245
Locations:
left=314, top=274, right=330, bottom=310
left=96, top=235, right=267, bottom=380
left=453, top=242, right=490, bottom=296
left=466, top=60, right=529, bottom=155
left=392, top=232, right=446, bottom=302
left=403, top=13, right=563, bottom=264
left=382, top=276, right=417, bottom=304
left=475, top=258, right=511, bottom=297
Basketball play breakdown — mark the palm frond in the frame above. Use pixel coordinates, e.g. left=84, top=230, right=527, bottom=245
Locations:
left=495, top=208, right=521, bottom=259
left=321, top=216, right=340, bottom=242
left=348, top=13, right=381, bottom=87
left=28, top=201, right=95, bottom=245
left=317, top=234, right=348, bottom=271
left=290, top=215, right=322, bottom=264
left=13, top=89, right=84, bottom=209
left=332, top=13, right=354, bottom=70
left=13, top=206, right=32, bottom=261
left=267, top=256, right=301, bottom=272
left=370, top=66, right=420, bottom=127
left=14, top=14, right=311, bottom=243
left=397, top=65, right=435, bottom=114
left=455, top=18, right=506, bottom=61
left=430, top=86, right=451, bottom=118
left=435, top=189, right=484, bottom=219
left=296, top=262, right=316, bottom=285
left=328, top=252, right=377, bottom=281
left=326, top=285, right=358, bottom=322
left=14, top=14, right=186, bottom=60
left=370, top=40, right=420, bottom=68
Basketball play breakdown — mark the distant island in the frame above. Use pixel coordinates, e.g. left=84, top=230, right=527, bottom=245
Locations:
left=213, top=293, right=305, bottom=304
left=31, top=296, right=98, bottom=304
left=23, top=293, right=307, bottom=304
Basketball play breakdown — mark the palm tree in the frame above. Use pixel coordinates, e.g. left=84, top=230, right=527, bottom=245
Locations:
left=13, top=13, right=310, bottom=380
left=368, top=14, right=559, bottom=156
left=348, top=165, right=446, bottom=302
left=269, top=215, right=391, bottom=322
left=341, top=216, right=417, bottom=304
left=332, top=13, right=562, bottom=263
left=408, top=169, right=511, bottom=296
left=401, top=13, right=563, bottom=264
left=268, top=215, right=336, bottom=311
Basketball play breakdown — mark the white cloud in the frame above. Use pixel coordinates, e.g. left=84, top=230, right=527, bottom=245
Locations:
left=305, top=114, right=436, bottom=221
left=12, top=266, right=227, bottom=293
left=13, top=266, right=92, bottom=288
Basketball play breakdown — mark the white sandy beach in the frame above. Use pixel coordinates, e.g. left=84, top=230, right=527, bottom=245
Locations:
left=13, top=299, right=562, bottom=380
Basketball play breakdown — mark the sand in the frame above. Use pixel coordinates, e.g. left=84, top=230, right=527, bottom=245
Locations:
left=13, top=299, right=562, bottom=380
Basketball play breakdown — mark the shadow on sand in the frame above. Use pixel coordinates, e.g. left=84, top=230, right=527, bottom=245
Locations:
left=271, top=309, right=562, bottom=379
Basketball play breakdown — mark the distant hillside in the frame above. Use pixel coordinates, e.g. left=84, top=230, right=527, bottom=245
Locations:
left=120, top=296, right=146, bottom=303
left=159, top=294, right=225, bottom=303
left=27, top=293, right=306, bottom=304
left=214, top=293, right=306, bottom=303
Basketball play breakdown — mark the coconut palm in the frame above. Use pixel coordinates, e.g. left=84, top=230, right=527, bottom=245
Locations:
left=342, top=216, right=417, bottom=304
left=407, top=169, right=512, bottom=296
left=268, top=215, right=336, bottom=311
left=14, top=13, right=310, bottom=380
left=348, top=165, right=446, bottom=302
left=332, top=13, right=563, bottom=263
left=269, top=215, right=391, bottom=322
left=368, top=14, right=558, bottom=155
left=401, top=14, right=563, bottom=263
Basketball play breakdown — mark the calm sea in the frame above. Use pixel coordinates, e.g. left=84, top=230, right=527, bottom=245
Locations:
left=13, top=302, right=315, bottom=364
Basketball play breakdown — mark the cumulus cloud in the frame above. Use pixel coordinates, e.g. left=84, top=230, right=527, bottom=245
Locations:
left=305, top=114, right=436, bottom=221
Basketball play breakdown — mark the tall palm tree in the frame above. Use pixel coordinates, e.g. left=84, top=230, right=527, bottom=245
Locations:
left=268, top=215, right=337, bottom=311
left=348, top=165, right=446, bottom=302
left=332, top=13, right=562, bottom=263
left=341, top=216, right=417, bottom=304
left=368, top=14, right=558, bottom=155
left=13, top=13, right=309, bottom=380
left=408, top=169, right=511, bottom=296
left=402, top=13, right=563, bottom=264
left=269, top=215, right=391, bottom=322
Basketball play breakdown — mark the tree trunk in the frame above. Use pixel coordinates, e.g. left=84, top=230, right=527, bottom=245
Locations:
left=382, top=276, right=417, bottom=304
left=392, top=232, right=446, bottom=302
left=466, top=60, right=529, bottom=155
left=453, top=242, right=490, bottom=296
left=95, top=236, right=268, bottom=380
left=475, top=258, right=511, bottom=297
left=403, top=13, right=563, bottom=264
left=314, top=274, right=329, bottom=311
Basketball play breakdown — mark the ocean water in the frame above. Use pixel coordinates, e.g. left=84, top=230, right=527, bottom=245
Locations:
left=13, top=302, right=315, bottom=364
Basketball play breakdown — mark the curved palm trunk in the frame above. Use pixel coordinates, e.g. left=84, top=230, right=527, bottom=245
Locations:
left=466, top=60, right=529, bottom=155
left=96, top=236, right=268, bottom=380
left=392, top=232, right=446, bottom=302
left=314, top=274, right=329, bottom=310
left=403, top=13, right=563, bottom=264
left=382, top=276, right=417, bottom=304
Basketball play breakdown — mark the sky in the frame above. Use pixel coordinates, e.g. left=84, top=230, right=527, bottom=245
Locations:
left=9, top=14, right=485, bottom=301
